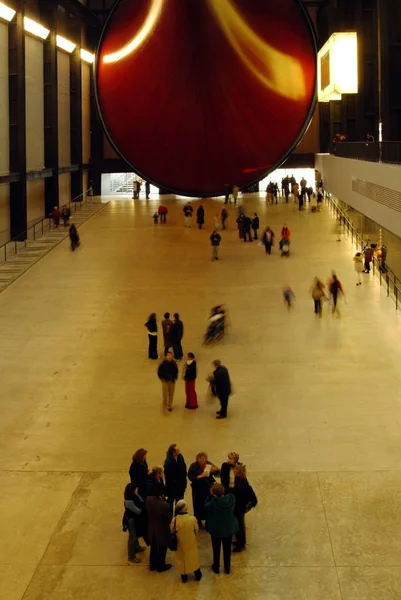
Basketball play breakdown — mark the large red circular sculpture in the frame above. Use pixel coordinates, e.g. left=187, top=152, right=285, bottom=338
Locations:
left=96, top=0, right=317, bottom=197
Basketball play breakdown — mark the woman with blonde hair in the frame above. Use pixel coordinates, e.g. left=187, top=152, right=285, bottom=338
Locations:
left=220, top=452, right=240, bottom=493
left=232, top=464, right=258, bottom=552
left=171, top=500, right=202, bottom=583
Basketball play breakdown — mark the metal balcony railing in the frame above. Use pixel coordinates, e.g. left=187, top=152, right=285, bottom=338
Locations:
left=331, top=141, right=401, bottom=164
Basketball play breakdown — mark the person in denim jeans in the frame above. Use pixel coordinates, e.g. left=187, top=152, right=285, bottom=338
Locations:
left=123, top=483, right=147, bottom=564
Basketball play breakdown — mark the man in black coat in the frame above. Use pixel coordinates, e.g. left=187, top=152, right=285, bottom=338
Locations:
left=243, top=216, right=253, bottom=242
left=146, top=492, right=172, bottom=572
left=164, top=444, right=187, bottom=505
left=171, top=313, right=184, bottom=361
left=211, top=360, right=232, bottom=419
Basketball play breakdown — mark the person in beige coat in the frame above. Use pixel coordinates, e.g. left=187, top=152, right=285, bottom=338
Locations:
left=171, top=500, right=202, bottom=583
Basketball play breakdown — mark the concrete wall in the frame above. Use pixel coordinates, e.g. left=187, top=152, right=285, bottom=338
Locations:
left=0, top=22, right=9, bottom=244
left=25, top=35, right=44, bottom=172
left=59, top=172, right=71, bottom=206
left=58, top=51, right=71, bottom=168
left=27, top=179, right=45, bottom=226
left=82, top=62, right=91, bottom=164
left=316, top=154, right=401, bottom=238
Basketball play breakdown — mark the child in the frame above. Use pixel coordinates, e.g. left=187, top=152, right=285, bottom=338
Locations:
left=153, top=212, right=159, bottom=224
left=283, top=285, right=295, bottom=310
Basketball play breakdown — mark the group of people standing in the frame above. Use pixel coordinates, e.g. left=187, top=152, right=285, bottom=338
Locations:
left=145, top=312, right=184, bottom=360
left=124, top=446, right=257, bottom=580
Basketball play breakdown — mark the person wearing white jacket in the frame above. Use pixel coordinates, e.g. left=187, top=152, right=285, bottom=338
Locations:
left=354, top=252, right=364, bottom=285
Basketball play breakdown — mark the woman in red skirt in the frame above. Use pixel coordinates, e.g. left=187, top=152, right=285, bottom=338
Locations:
left=183, top=352, right=198, bottom=409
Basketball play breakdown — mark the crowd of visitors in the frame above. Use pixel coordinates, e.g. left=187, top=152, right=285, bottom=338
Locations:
left=124, top=447, right=258, bottom=580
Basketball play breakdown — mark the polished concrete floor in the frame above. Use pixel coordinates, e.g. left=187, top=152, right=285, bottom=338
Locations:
left=1, top=194, right=401, bottom=600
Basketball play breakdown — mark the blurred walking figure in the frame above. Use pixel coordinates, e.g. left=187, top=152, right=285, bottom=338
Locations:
left=282, top=285, right=295, bottom=310
left=329, top=273, right=345, bottom=315
left=221, top=207, right=228, bottom=230
left=210, top=230, right=222, bottom=261
left=157, top=351, right=178, bottom=412
left=334, top=219, right=342, bottom=241
left=171, top=500, right=202, bottom=583
left=354, top=252, right=364, bottom=285
left=145, top=313, right=158, bottom=360
left=158, top=205, right=168, bottom=224
left=310, top=277, right=326, bottom=317
left=69, top=224, right=80, bottom=251
left=61, top=204, right=70, bottom=227
left=232, top=184, right=239, bottom=204
left=164, top=444, right=187, bottom=505
left=145, top=181, right=151, bottom=199
left=196, top=205, right=205, bottom=230
left=232, top=465, right=258, bottom=553
left=214, top=213, right=221, bottom=231
left=183, top=352, right=198, bottom=409
left=211, top=360, right=232, bottom=419
left=51, top=206, right=61, bottom=228
left=251, top=213, right=259, bottom=239
left=183, top=202, right=193, bottom=227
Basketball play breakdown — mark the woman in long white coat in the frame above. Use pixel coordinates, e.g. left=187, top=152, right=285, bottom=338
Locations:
left=171, top=500, right=202, bottom=583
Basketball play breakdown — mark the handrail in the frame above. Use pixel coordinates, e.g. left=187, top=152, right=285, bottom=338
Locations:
left=0, top=188, right=93, bottom=263
left=331, top=141, right=401, bottom=164
left=325, top=193, right=401, bottom=309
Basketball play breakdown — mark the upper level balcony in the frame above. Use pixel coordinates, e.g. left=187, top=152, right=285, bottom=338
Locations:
left=331, top=141, right=401, bottom=165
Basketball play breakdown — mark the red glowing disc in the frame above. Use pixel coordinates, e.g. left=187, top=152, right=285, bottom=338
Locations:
left=96, top=0, right=317, bottom=196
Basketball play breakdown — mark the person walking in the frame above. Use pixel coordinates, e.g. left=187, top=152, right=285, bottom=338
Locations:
left=354, top=252, right=364, bottom=285
left=145, top=181, right=151, bottom=199
left=329, top=273, right=345, bottom=315
left=363, top=244, right=374, bottom=273
left=211, top=360, right=232, bottom=419
left=123, top=482, right=148, bottom=564
left=164, top=444, right=187, bottom=506
left=220, top=452, right=241, bottom=493
left=158, top=205, right=168, bottom=224
left=51, top=206, right=61, bottom=228
left=69, top=224, right=80, bottom=251
left=170, top=501, right=202, bottom=583
left=379, top=245, right=388, bottom=272
left=129, top=448, right=149, bottom=499
left=310, top=277, right=326, bottom=317
left=171, top=313, right=184, bottom=360
left=262, top=226, right=275, bottom=254
left=183, top=203, right=193, bottom=227
left=281, top=224, right=291, bottom=241
left=205, top=483, right=239, bottom=575
left=145, top=313, right=158, bottom=360
left=146, top=489, right=172, bottom=573
left=196, top=205, right=205, bottom=230
left=133, top=179, right=140, bottom=199
left=251, top=213, right=259, bottom=240
left=61, top=205, right=70, bottom=227
left=213, top=213, right=221, bottom=231
left=242, top=215, right=253, bottom=242
left=232, top=184, right=239, bottom=204
left=188, top=452, right=220, bottom=527
left=221, top=207, right=228, bottom=230
left=158, top=351, right=179, bottom=412
left=283, top=285, right=295, bottom=310
left=210, top=230, right=222, bottom=261
left=161, top=312, right=173, bottom=355
left=183, top=352, right=198, bottom=409
left=232, top=465, right=258, bottom=552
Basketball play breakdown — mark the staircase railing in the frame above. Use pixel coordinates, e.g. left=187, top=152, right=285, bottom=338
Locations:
left=0, top=189, right=92, bottom=263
